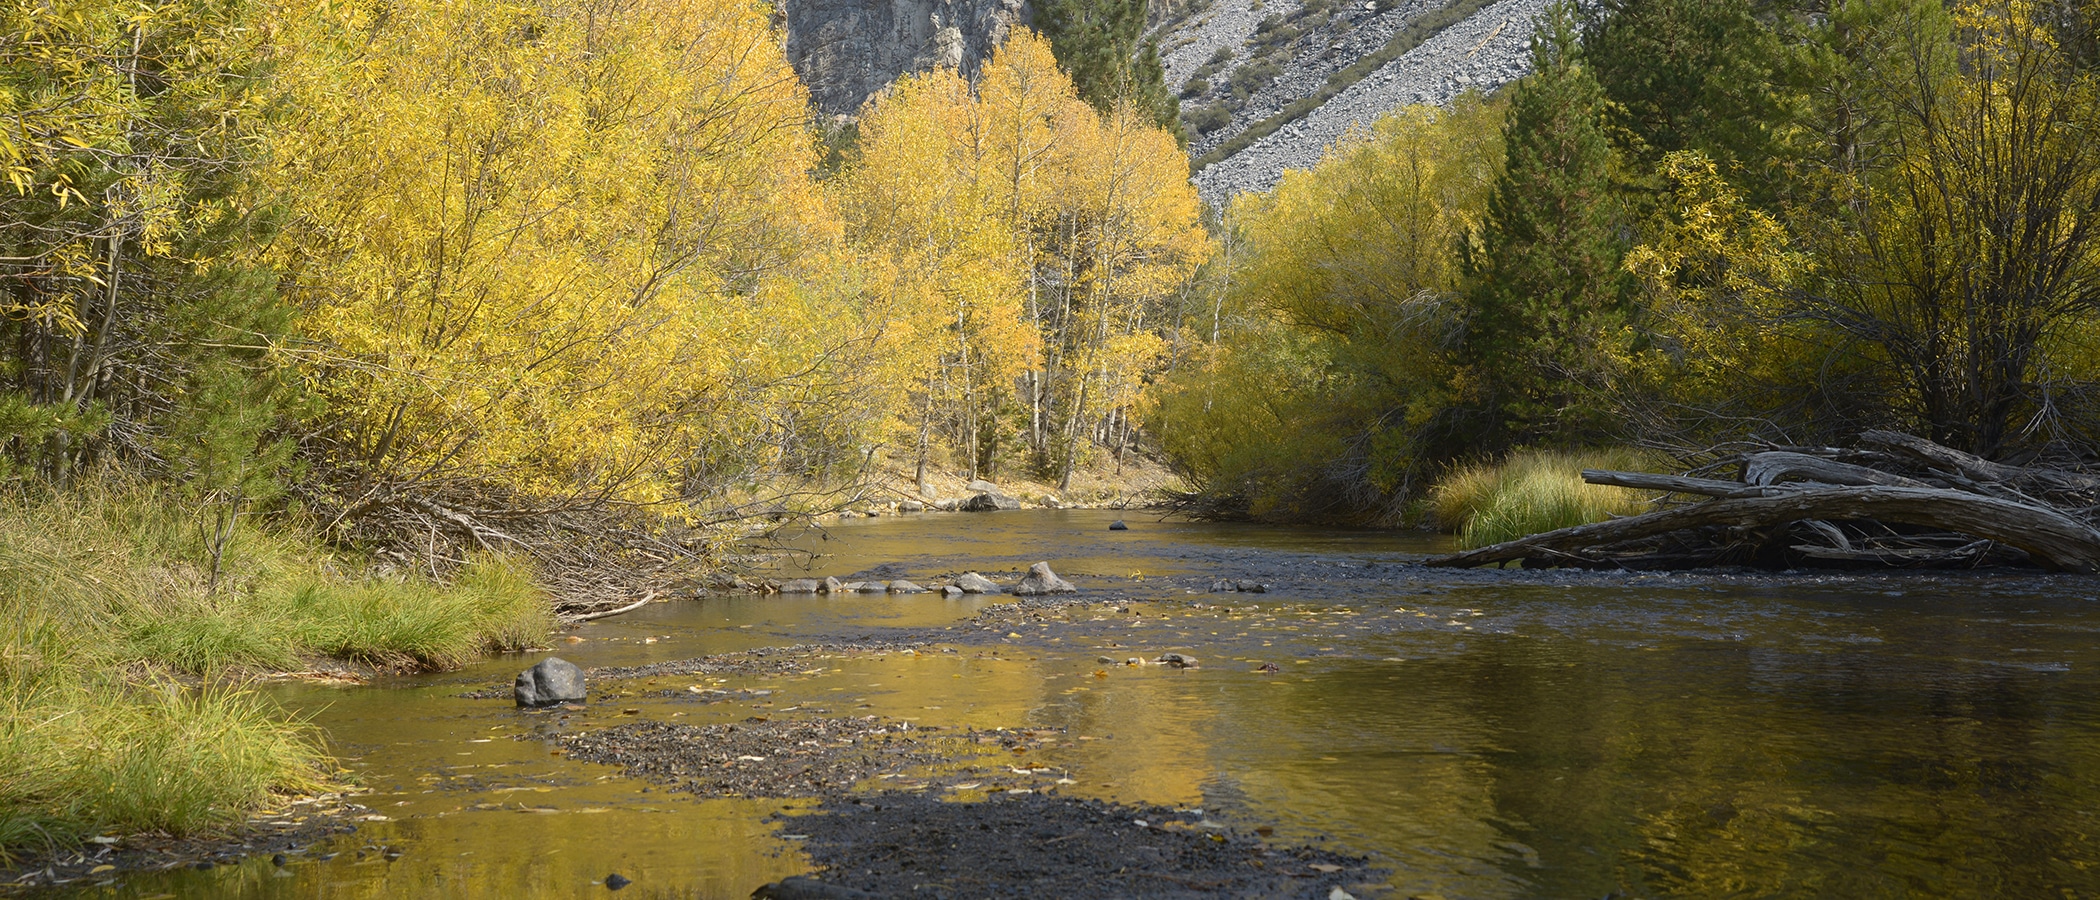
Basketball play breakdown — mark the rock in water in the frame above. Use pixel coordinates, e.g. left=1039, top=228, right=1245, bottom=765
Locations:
left=1013, top=561, right=1076, bottom=595
left=941, top=585, right=964, bottom=598
left=821, top=576, right=845, bottom=594
left=780, top=578, right=821, bottom=593
left=1108, top=520, right=1128, bottom=530
left=898, top=500, right=926, bottom=513
left=515, top=657, right=587, bottom=707
left=888, top=580, right=927, bottom=593
left=604, top=871, right=631, bottom=890
left=1157, top=653, right=1199, bottom=669
left=855, top=581, right=888, bottom=593
left=954, top=572, right=1001, bottom=593
left=960, top=491, right=1021, bottom=511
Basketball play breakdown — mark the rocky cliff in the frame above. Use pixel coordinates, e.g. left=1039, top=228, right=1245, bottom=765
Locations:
left=781, top=0, right=1033, bottom=117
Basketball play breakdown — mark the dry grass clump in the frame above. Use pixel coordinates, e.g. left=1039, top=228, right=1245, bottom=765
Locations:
left=1429, top=448, right=1664, bottom=549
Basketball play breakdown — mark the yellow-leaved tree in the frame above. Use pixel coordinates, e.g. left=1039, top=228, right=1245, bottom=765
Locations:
left=839, top=30, right=1209, bottom=486
left=259, top=0, right=887, bottom=540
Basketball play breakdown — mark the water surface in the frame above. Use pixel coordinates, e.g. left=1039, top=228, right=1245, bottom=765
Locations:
left=94, top=510, right=2100, bottom=897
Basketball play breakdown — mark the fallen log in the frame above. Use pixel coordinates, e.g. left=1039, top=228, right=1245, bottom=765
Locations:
left=1579, top=470, right=1758, bottom=497
left=1426, top=484, right=2100, bottom=573
left=1861, top=430, right=2100, bottom=498
left=1739, top=451, right=1936, bottom=488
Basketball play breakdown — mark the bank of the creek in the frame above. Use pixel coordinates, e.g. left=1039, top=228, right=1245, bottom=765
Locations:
left=36, top=509, right=2100, bottom=897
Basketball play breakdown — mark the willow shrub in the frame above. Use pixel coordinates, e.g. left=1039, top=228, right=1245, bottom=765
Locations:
left=1430, top=448, right=1661, bottom=548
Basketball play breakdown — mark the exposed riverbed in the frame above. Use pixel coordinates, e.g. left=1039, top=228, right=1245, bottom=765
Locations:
left=75, top=510, right=2100, bottom=897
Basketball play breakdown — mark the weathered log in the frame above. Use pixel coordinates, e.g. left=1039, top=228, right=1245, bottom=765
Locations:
left=1739, top=451, right=1935, bottom=488
left=1580, top=470, right=1758, bottom=497
left=1426, top=485, right=2100, bottom=573
left=1860, top=430, right=2100, bottom=495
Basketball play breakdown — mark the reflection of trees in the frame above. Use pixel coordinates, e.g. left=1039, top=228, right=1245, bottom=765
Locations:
left=1451, top=603, right=2100, bottom=898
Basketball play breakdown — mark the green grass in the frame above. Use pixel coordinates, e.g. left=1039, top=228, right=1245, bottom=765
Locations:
left=1429, top=448, right=1664, bottom=549
left=0, top=478, right=554, bottom=862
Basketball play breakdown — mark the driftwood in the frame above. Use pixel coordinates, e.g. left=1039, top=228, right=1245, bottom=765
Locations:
left=1428, top=432, right=2100, bottom=573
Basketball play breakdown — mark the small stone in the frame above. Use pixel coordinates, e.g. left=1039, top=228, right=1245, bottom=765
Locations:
left=605, top=872, right=632, bottom=890
left=821, top=576, right=845, bottom=594
left=515, top=657, right=587, bottom=707
left=1012, top=561, right=1076, bottom=595
left=272, top=853, right=287, bottom=867
left=1108, top=520, right=1128, bottom=531
left=780, top=578, right=821, bottom=593
left=1097, top=656, right=1117, bottom=664
left=1236, top=580, right=1270, bottom=593
left=954, top=572, right=1001, bottom=593
left=1209, top=579, right=1236, bottom=592
left=1158, top=653, right=1199, bottom=669
left=888, top=580, right=927, bottom=593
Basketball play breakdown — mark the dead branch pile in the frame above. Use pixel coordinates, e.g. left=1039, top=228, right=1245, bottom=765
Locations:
left=1426, top=431, right=2100, bottom=573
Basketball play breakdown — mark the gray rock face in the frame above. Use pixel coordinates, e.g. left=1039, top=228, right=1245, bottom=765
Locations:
left=822, top=576, right=846, bottom=594
left=961, top=491, right=1021, bottom=511
left=782, top=0, right=1031, bottom=117
left=942, top=585, right=965, bottom=597
left=515, top=657, right=587, bottom=707
left=781, top=578, right=822, bottom=593
left=954, top=572, right=1001, bottom=593
left=1013, top=561, right=1076, bottom=595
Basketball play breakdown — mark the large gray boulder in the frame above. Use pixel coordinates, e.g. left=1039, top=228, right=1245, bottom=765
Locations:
left=961, top=491, right=1021, bottom=511
left=954, top=572, right=1001, bottom=593
left=515, top=657, right=587, bottom=707
left=1012, top=561, right=1076, bottom=595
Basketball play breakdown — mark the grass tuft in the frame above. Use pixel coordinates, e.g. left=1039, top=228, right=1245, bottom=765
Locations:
left=0, top=477, right=554, bottom=862
left=1429, top=448, right=1664, bottom=549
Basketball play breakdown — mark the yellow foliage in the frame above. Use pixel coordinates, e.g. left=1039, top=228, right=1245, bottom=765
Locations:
left=839, top=30, right=1209, bottom=476
left=259, top=0, right=843, bottom=500
left=1622, top=150, right=1812, bottom=399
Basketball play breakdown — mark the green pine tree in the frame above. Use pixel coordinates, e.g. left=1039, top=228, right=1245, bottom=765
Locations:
left=1461, top=0, right=1631, bottom=446
left=1034, top=0, right=1183, bottom=138
left=1582, top=0, right=1805, bottom=206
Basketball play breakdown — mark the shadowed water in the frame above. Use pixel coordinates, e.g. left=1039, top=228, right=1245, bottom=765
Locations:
left=87, top=510, right=2100, bottom=897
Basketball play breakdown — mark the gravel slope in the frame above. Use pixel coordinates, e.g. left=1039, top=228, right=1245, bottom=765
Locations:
left=1190, top=0, right=1545, bottom=207
left=1160, top=0, right=1294, bottom=89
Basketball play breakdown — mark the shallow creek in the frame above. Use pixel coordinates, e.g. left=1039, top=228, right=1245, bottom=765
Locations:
left=92, top=510, right=2100, bottom=898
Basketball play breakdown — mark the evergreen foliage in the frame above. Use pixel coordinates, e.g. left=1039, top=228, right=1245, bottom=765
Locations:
left=1461, top=1, right=1631, bottom=447
left=1035, top=0, right=1185, bottom=136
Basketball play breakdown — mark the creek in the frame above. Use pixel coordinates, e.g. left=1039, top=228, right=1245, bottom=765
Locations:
left=93, top=510, right=2100, bottom=898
